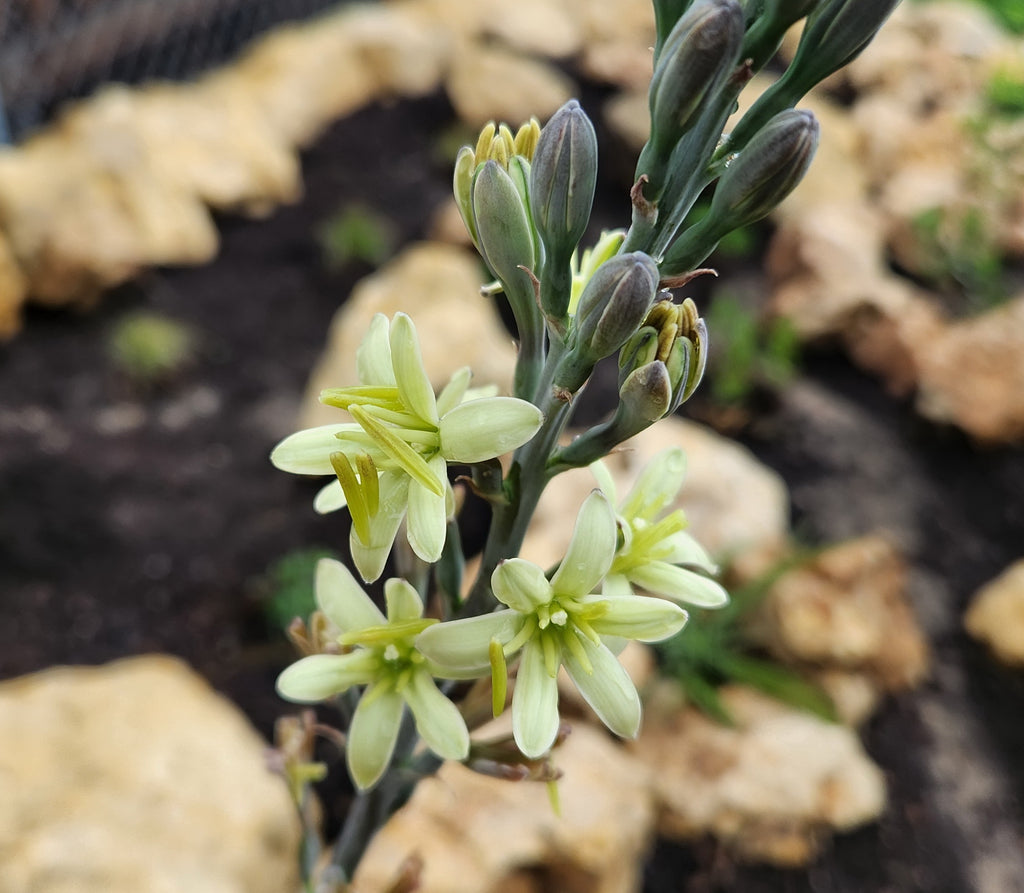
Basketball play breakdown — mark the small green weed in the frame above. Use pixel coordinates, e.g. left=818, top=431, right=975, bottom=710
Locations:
left=260, top=547, right=340, bottom=632
left=655, top=552, right=837, bottom=725
left=705, top=291, right=800, bottom=405
left=317, top=204, right=398, bottom=271
left=108, top=311, right=195, bottom=385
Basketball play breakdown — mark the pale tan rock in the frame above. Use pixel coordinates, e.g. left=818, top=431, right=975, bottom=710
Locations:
left=112, top=79, right=301, bottom=216
left=354, top=722, right=654, bottom=893
left=521, top=417, right=790, bottom=579
left=751, top=535, right=929, bottom=692
left=604, top=89, right=649, bottom=150
left=631, top=685, right=887, bottom=866
left=0, top=655, right=300, bottom=893
left=446, top=40, right=575, bottom=127
left=914, top=293, right=1024, bottom=444
left=965, top=560, right=1024, bottom=666
left=0, top=129, right=218, bottom=305
left=298, top=242, right=518, bottom=429
left=231, top=3, right=449, bottom=148
left=481, top=0, right=584, bottom=59
left=0, top=229, right=27, bottom=337
left=813, top=669, right=883, bottom=728
left=563, top=0, right=656, bottom=88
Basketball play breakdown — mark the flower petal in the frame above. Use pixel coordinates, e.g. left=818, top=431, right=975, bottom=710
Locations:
left=512, top=639, right=561, bottom=758
left=588, top=458, right=618, bottom=504
left=356, top=313, right=396, bottom=387
left=492, top=558, right=552, bottom=613
left=316, top=558, right=385, bottom=630
left=562, top=635, right=641, bottom=739
left=347, top=684, right=404, bottom=790
left=436, top=366, right=473, bottom=417
left=349, top=472, right=409, bottom=582
left=313, top=479, right=348, bottom=514
left=404, top=669, right=470, bottom=760
left=384, top=578, right=424, bottom=622
left=276, top=652, right=378, bottom=702
left=661, top=530, right=717, bottom=573
left=628, top=561, right=730, bottom=608
left=620, top=447, right=687, bottom=522
left=390, top=313, right=438, bottom=425
left=550, top=490, right=616, bottom=597
left=588, top=595, right=688, bottom=642
left=270, top=424, right=362, bottom=475
left=600, top=573, right=634, bottom=599
left=416, top=611, right=522, bottom=673
left=405, top=456, right=449, bottom=563
left=438, top=397, right=543, bottom=463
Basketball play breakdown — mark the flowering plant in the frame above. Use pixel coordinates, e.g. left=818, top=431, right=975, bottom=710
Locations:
left=268, top=0, right=899, bottom=887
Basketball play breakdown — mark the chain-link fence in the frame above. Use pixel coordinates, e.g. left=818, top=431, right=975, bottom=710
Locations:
left=0, top=0, right=352, bottom=142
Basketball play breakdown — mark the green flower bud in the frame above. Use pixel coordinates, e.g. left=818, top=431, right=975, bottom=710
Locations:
left=453, top=146, right=479, bottom=248
left=530, top=100, right=598, bottom=321
left=647, top=0, right=745, bottom=160
left=574, top=251, right=660, bottom=361
left=741, top=0, right=821, bottom=70
left=652, top=0, right=700, bottom=61
left=531, top=100, right=597, bottom=257
left=789, top=0, right=901, bottom=89
left=714, top=108, right=818, bottom=225
left=618, top=361, right=673, bottom=427
left=618, top=298, right=708, bottom=413
left=471, top=159, right=536, bottom=291
left=661, top=109, right=818, bottom=278
left=721, top=0, right=896, bottom=156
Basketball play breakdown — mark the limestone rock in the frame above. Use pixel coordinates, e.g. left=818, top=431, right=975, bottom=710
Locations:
left=965, top=560, right=1024, bottom=666
left=752, top=535, right=929, bottom=693
left=632, top=686, right=887, bottom=866
left=354, top=722, right=654, bottom=893
left=913, top=294, right=1024, bottom=444
left=0, top=655, right=300, bottom=893
left=298, top=242, right=518, bottom=429
left=446, top=41, right=575, bottom=127
left=0, top=229, right=27, bottom=338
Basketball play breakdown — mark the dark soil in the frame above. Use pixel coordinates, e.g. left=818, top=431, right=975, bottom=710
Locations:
left=2, top=92, right=1023, bottom=893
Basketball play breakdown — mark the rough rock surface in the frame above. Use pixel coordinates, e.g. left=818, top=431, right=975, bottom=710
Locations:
left=964, top=559, right=1024, bottom=666
left=633, top=686, right=887, bottom=867
left=753, top=535, right=930, bottom=693
left=353, top=721, right=655, bottom=893
left=0, top=655, right=301, bottom=893
left=297, top=242, right=518, bottom=430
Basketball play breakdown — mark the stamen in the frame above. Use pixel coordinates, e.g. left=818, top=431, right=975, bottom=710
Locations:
left=541, top=632, right=559, bottom=677
left=504, top=616, right=537, bottom=655
left=488, top=638, right=508, bottom=718
left=350, top=405, right=445, bottom=497
left=355, top=453, right=379, bottom=517
left=562, top=629, right=593, bottom=674
left=330, top=452, right=370, bottom=544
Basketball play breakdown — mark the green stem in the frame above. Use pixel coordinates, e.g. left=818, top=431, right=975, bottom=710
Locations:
left=461, top=339, right=574, bottom=618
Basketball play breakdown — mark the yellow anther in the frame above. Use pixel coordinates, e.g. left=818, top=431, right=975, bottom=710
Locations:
left=488, top=638, right=508, bottom=718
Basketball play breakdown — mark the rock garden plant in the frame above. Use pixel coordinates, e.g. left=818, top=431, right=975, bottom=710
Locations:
left=268, top=1, right=899, bottom=888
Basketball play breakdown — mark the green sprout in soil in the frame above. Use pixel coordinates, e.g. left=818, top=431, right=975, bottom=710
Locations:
left=655, top=552, right=838, bottom=726
left=910, top=205, right=1007, bottom=312
left=259, top=547, right=341, bottom=633
left=705, top=290, right=800, bottom=405
left=107, top=311, right=195, bottom=385
left=317, top=203, right=398, bottom=271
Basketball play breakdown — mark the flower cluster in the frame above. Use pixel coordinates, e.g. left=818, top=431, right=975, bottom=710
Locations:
left=271, top=312, right=543, bottom=581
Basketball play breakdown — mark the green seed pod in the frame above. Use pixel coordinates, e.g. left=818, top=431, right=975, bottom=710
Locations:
left=530, top=100, right=597, bottom=255
left=574, top=252, right=660, bottom=361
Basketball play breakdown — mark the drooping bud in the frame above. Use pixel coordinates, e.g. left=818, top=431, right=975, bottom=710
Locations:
left=721, top=0, right=896, bottom=156
left=661, top=109, right=818, bottom=278
left=652, top=0, right=700, bottom=62
left=530, top=100, right=598, bottom=321
left=646, top=0, right=745, bottom=163
left=574, top=252, right=660, bottom=360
